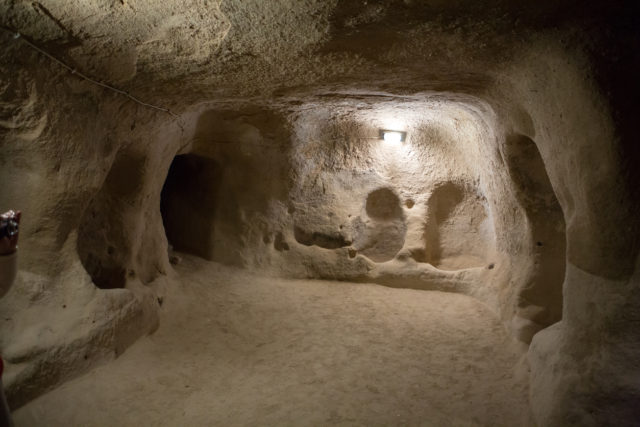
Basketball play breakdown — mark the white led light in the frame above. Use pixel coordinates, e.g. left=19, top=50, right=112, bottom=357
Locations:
left=382, top=130, right=404, bottom=144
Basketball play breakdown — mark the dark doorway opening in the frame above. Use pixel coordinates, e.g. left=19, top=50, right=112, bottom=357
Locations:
left=160, top=154, right=221, bottom=260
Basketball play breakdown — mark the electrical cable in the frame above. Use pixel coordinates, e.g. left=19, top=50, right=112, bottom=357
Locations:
left=3, top=28, right=178, bottom=118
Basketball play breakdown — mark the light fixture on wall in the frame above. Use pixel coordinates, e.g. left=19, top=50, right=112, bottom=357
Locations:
left=379, top=129, right=406, bottom=144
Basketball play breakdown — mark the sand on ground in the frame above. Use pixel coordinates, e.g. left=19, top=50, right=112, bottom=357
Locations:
left=13, top=254, right=532, bottom=426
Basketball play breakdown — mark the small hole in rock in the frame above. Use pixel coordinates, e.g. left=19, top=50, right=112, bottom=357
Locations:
left=488, top=263, right=495, bottom=270
left=274, top=232, right=289, bottom=251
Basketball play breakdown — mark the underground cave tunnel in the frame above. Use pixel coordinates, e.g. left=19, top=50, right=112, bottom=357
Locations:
left=1, top=1, right=639, bottom=426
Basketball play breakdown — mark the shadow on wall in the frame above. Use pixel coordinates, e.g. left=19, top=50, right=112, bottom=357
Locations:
left=351, top=187, right=407, bottom=262
left=502, top=133, right=565, bottom=339
left=418, top=182, right=494, bottom=271
left=294, top=226, right=351, bottom=249
left=77, top=151, right=148, bottom=289
left=182, top=108, right=291, bottom=265
left=160, top=154, right=222, bottom=260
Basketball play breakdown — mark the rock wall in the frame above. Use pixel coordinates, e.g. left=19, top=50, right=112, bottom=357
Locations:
left=498, top=40, right=640, bottom=426
left=163, top=100, right=505, bottom=297
left=0, top=33, right=167, bottom=406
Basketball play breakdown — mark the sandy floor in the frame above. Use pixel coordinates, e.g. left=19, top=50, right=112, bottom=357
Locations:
left=14, top=255, right=532, bottom=426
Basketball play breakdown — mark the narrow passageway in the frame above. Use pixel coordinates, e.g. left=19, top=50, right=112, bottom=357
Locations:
left=14, top=254, right=531, bottom=426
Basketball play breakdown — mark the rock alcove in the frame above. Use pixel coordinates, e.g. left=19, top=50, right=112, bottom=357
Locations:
left=0, top=1, right=639, bottom=425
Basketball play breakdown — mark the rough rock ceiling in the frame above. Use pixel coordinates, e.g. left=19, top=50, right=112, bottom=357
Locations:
left=1, top=0, right=631, bottom=109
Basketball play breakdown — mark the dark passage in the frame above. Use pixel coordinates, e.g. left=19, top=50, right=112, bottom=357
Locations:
left=161, top=154, right=221, bottom=259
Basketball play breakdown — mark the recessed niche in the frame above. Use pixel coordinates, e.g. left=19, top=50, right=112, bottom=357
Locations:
left=421, top=182, right=493, bottom=271
left=366, top=187, right=403, bottom=221
left=352, top=187, right=406, bottom=262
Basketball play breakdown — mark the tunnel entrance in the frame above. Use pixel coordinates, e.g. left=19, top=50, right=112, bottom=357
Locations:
left=160, top=153, right=222, bottom=260
left=503, top=133, right=566, bottom=340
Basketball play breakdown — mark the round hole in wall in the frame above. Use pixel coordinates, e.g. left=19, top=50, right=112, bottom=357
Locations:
left=366, top=188, right=402, bottom=221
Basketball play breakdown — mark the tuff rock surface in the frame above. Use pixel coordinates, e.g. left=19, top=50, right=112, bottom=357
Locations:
left=0, top=0, right=639, bottom=425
